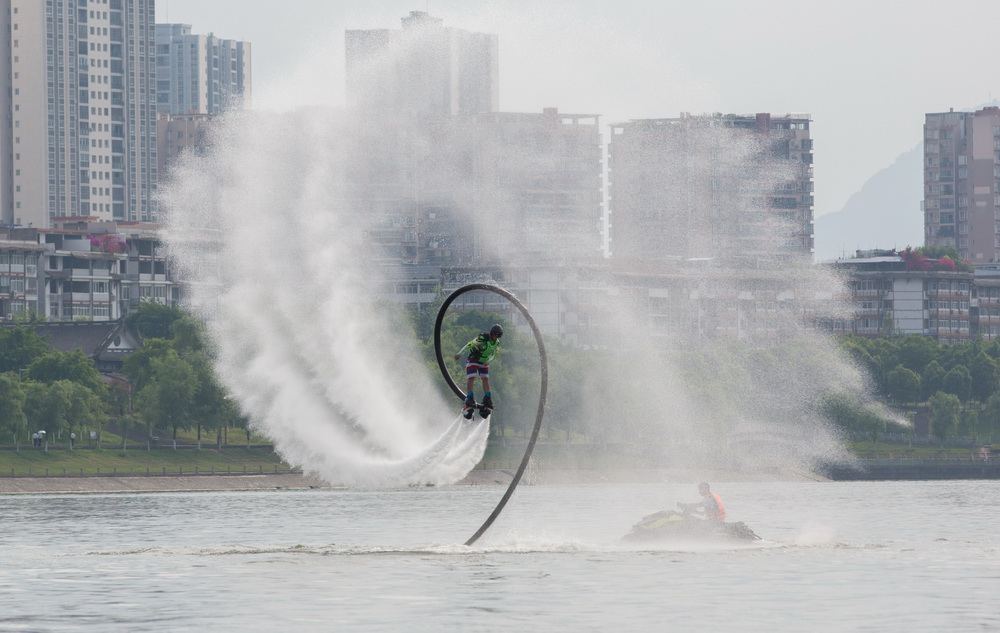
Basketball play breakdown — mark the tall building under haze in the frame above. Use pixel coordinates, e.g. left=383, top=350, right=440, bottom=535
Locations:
left=924, top=106, right=1000, bottom=263
left=471, top=109, right=603, bottom=263
left=154, top=24, right=251, bottom=116
left=608, top=113, right=814, bottom=262
left=0, top=0, right=158, bottom=228
left=349, top=108, right=602, bottom=268
left=345, top=11, right=498, bottom=118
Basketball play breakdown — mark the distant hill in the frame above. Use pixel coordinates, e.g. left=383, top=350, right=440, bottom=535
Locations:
left=814, top=144, right=923, bottom=262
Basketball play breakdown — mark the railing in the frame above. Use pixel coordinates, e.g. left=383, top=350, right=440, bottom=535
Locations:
left=877, top=432, right=991, bottom=447
left=0, top=464, right=302, bottom=478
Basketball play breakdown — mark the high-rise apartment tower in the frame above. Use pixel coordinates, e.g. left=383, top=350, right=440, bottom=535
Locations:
left=345, top=11, right=498, bottom=118
left=154, top=24, right=251, bottom=116
left=608, top=113, right=814, bottom=262
left=924, top=106, right=1000, bottom=263
left=0, top=0, right=158, bottom=227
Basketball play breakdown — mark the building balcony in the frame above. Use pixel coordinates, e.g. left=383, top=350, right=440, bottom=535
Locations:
left=71, top=293, right=110, bottom=302
left=854, top=326, right=882, bottom=336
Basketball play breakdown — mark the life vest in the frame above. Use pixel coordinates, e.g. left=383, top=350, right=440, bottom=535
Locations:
left=708, top=493, right=726, bottom=520
left=461, top=334, right=500, bottom=363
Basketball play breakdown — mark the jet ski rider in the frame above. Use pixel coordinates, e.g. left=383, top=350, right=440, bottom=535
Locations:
left=678, top=482, right=727, bottom=523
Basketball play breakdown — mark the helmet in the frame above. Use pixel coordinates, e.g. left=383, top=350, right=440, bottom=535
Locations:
left=490, top=324, right=504, bottom=339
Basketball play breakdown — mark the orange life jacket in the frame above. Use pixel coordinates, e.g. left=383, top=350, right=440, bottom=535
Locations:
left=709, top=493, right=726, bottom=520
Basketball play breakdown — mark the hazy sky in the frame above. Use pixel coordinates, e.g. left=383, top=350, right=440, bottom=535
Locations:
left=157, top=0, right=1000, bottom=219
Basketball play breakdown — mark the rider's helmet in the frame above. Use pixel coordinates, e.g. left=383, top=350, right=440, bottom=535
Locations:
left=490, top=324, right=504, bottom=339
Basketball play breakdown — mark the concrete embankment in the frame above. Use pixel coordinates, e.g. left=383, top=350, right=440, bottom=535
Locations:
left=7, top=460, right=999, bottom=494
left=0, top=473, right=332, bottom=495
left=0, top=467, right=827, bottom=495
left=824, top=459, right=1000, bottom=480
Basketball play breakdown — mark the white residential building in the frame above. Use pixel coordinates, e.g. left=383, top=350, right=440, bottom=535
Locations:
left=924, top=106, right=1000, bottom=263
left=154, top=23, right=251, bottom=116
left=0, top=0, right=158, bottom=227
left=608, top=113, right=815, bottom=262
left=830, top=253, right=973, bottom=342
left=346, top=11, right=498, bottom=118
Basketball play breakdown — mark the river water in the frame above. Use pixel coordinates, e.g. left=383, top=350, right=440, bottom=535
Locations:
left=0, top=479, right=997, bottom=632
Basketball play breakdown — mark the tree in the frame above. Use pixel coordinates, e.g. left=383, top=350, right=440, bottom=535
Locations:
left=959, top=408, right=982, bottom=443
left=886, top=365, right=921, bottom=405
left=64, top=381, right=105, bottom=448
left=969, top=351, right=1000, bottom=403
left=133, top=350, right=197, bottom=448
left=0, top=326, right=52, bottom=374
left=409, top=292, right=445, bottom=341
left=188, top=352, right=229, bottom=448
left=840, top=337, right=882, bottom=386
left=171, top=315, right=206, bottom=354
left=897, top=335, right=937, bottom=374
left=984, top=392, right=1000, bottom=440
left=22, top=380, right=74, bottom=447
left=917, top=245, right=974, bottom=272
left=941, top=365, right=972, bottom=402
left=26, top=350, right=106, bottom=396
left=126, top=300, right=185, bottom=340
left=0, top=372, right=27, bottom=447
left=455, top=310, right=508, bottom=337
left=818, top=392, right=887, bottom=450
left=121, top=338, right=174, bottom=391
left=928, top=391, right=961, bottom=443
left=921, top=360, right=946, bottom=401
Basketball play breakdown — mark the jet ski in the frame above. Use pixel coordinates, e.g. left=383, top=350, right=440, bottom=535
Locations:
left=623, top=509, right=761, bottom=543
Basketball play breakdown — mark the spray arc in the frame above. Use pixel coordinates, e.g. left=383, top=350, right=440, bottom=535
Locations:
left=433, top=284, right=548, bottom=546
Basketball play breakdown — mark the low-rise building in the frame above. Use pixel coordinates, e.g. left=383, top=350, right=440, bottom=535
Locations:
left=0, top=218, right=178, bottom=324
left=32, top=320, right=143, bottom=374
left=0, top=234, right=44, bottom=321
left=828, top=250, right=973, bottom=342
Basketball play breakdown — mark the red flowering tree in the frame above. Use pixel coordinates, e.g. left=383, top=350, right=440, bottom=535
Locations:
left=900, top=248, right=965, bottom=272
left=900, top=248, right=932, bottom=271
left=936, top=256, right=957, bottom=272
left=88, top=234, right=127, bottom=254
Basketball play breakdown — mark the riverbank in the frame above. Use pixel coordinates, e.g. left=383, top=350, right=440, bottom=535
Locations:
left=0, top=466, right=828, bottom=494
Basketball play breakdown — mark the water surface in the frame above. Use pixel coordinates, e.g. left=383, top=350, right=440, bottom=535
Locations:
left=1, top=480, right=997, bottom=632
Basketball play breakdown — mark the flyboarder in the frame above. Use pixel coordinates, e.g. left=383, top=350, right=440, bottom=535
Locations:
left=454, top=324, right=503, bottom=419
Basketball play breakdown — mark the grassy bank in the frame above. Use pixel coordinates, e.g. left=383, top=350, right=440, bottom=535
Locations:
left=847, top=440, right=996, bottom=459
left=1, top=438, right=992, bottom=479
left=0, top=446, right=293, bottom=477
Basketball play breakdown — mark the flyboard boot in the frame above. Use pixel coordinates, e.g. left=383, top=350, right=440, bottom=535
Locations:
left=463, top=394, right=476, bottom=420
left=480, top=395, right=494, bottom=419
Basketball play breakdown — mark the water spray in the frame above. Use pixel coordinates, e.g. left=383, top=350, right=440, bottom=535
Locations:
left=433, top=283, right=548, bottom=546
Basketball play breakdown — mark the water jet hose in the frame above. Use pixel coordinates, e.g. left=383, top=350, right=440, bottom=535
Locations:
left=433, top=283, right=548, bottom=546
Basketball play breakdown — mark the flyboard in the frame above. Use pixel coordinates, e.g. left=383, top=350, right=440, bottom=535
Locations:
left=433, top=283, right=548, bottom=546
left=462, top=400, right=491, bottom=420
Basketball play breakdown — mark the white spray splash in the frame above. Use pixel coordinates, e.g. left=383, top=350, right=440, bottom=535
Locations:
left=160, top=108, right=487, bottom=487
